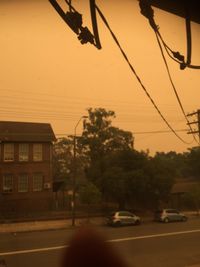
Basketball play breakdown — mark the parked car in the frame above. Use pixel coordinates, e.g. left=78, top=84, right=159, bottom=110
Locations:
left=154, top=208, right=187, bottom=223
left=106, top=211, right=141, bottom=227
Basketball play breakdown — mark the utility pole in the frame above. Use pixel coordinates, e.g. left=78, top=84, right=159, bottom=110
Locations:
left=71, top=115, right=88, bottom=227
left=187, top=109, right=200, bottom=143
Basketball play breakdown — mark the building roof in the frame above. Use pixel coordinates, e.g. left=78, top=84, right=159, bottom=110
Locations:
left=171, top=179, right=199, bottom=194
left=0, top=121, right=56, bottom=142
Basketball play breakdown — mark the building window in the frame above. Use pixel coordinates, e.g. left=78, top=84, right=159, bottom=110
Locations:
left=19, top=144, right=29, bottom=161
left=18, top=174, right=28, bottom=192
left=33, top=173, right=43, bottom=191
left=33, top=144, right=42, bottom=161
left=4, top=143, right=14, bottom=161
left=3, top=174, right=13, bottom=193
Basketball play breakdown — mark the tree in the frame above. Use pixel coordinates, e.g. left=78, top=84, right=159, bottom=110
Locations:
left=153, top=151, right=189, bottom=178
left=183, top=185, right=200, bottom=215
left=53, top=136, right=87, bottom=188
left=81, top=108, right=134, bottom=195
left=79, top=182, right=101, bottom=219
left=147, top=154, right=176, bottom=208
left=81, top=108, right=134, bottom=162
left=101, top=149, right=150, bottom=209
left=53, top=137, right=74, bottom=184
left=186, top=147, right=200, bottom=179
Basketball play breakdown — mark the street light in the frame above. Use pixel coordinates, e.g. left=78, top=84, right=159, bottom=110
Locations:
left=72, top=115, right=88, bottom=226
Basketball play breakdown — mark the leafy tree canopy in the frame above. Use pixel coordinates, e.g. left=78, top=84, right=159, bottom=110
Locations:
left=81, top=108, right=134, bottom=162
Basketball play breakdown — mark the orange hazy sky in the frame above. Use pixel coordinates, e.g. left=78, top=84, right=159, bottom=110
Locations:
left=1, top=0, right=200, bottom=155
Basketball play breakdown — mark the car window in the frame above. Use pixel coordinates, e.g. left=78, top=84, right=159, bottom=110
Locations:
left=167, top=209, right=178, bottom=214
left=119, top=211, right=132, bottom=217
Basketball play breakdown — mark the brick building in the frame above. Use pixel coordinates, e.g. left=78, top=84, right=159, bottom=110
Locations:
left=0, top=121, right=56, bottom=214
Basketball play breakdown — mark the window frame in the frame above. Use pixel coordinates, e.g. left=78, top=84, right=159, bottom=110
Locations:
left=33, top=143, right=43, bottom=162
left=19, top=143, right=29, bottom=162
left=33, top=173, right=43, bottom=192
left=3, top=174, right=14, bottom=193
left=4, top=143, right=14, bottom=162
left=18, top=173, right=29, bottom=193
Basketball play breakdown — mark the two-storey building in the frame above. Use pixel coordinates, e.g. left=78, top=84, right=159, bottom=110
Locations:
left=0, top=121, right=56, bottom=214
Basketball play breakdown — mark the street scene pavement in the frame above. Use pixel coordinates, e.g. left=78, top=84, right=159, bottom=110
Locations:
left=0, top=211, right=197, bottom=234
left=0, top=216, right=104, bottom=234
left=1, top=214, right=200, bottom=267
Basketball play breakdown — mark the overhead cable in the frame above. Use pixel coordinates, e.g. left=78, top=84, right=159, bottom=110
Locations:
left=154, top=32, right=199, bottom=145
left=95, top=4, right=193, bottom=145
left=139, top=0, right=200, bottom=70
left=138, top=0, right=199, bottom=144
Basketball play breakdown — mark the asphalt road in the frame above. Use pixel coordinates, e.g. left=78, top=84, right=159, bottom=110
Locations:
left=1, top=218, right=200, bottom=267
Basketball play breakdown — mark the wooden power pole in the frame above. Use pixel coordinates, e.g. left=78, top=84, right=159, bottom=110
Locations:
left=187, top=109, right=200, bottom=143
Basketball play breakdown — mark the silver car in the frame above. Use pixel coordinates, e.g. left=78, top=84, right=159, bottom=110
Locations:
left=154, top=209, right=187, bottom=223
left=106, top=211, right=141, bottom=227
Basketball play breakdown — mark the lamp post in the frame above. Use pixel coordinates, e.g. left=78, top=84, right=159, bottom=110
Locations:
left=71, top=115, right=88, bottom=226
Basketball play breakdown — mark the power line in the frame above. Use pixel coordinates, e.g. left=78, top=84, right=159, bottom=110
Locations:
left=133, top=129, right=188, bottom=134
left=55, top=128, right=188, bottom=136
left=138, top=0, right=200, bottom=70
left=2, top=87, right=196, bottom=115
left=138, top=0, right=199, bottom=144
left=154, top=32, right=199, bottom=144
left=95, top=4, right=192, bottom=145
left=1, top=111, right=183, bottom=125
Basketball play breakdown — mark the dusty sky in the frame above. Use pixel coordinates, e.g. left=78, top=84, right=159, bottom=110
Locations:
left=1, top=0, right=200, bottom=155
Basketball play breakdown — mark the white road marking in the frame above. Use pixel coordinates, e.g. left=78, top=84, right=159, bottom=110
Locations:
left=107, top=229, right=200, bottom=243
left=1, top=229, right=200, bottom=256
left=0, top=245, right=68, bottom=256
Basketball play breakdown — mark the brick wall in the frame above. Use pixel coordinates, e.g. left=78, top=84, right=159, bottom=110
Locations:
left=0, top=142, right=54, bottom=213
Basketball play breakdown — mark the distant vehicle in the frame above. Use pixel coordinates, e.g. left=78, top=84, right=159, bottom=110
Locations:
left=106, top=211, right=141, bottom=227
left=154, top=208, right=188, bottom=223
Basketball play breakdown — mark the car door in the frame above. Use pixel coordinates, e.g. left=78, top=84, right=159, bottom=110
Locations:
left=118, top=211, right=131, bottom=225
left=173, top=210, right=182, bottom=221
left=118, top=212, right=127, bottom=225
left=124, top=211, right=135, bottom=225
left=168, top=209, right=179, bottom=221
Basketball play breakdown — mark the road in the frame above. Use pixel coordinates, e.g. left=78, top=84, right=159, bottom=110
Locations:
left=1, top=218, right=200, bottom=267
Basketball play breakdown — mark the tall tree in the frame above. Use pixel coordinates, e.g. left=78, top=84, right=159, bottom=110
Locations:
left=81, top=108, right=134, bottom=162
left=53, top=137, right=74, bottom=184
left=53, top=135, right=87, bottom=187
left=147, top=154, right=176, bottom=208
left=81, top=107, right=134, bottom=195
left=154, top=151, right=189, bottom=178
left=101, top=149, right=149, bottom=209
left=187, top=147, right=200, bottom=179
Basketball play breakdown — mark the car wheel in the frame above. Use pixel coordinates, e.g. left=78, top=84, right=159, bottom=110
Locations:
left=115, top=221, right=121, bottom=227
left=164, top=217, right=169, bottom=223
left=182, top=216, right=187, bottom=222
left=135, top=220, right=141, bottom=225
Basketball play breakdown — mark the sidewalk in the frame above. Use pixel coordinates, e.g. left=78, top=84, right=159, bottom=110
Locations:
left=0, top=217, right=105, bottom=234
left=0, top=211, right=197, bottom=234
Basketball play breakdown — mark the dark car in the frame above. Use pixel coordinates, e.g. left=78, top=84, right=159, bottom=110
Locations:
left=154, top=209, right=188, bottom=223
left=106, top=211, right=141, bottom=227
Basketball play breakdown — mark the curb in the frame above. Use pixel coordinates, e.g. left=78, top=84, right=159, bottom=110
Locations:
left=0, top=217, right=105, bottom=234
left=0, top=212, right=197, bottom=234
